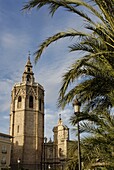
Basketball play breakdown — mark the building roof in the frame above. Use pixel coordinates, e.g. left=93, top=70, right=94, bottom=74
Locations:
left=53, top=115, right=69, bottom=132
left=0, top=132, right=13, bottom=139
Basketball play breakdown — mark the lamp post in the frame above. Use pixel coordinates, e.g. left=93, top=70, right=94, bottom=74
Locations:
left=17, top=158, right=20, bottom=170
left=73, top=99, right=81, bottom=170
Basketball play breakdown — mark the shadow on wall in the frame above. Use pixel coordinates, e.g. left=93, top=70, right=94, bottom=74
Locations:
left=10, top=141, right=42, bottom=170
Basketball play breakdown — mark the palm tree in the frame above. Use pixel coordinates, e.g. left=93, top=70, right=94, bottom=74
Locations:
left=65, top=140, right=78, bottom=170
left=67, top=110, right=114, bottom=170
left=23, top=0, right=114, bottom=112
left=23, top=1, right=114, bottom=168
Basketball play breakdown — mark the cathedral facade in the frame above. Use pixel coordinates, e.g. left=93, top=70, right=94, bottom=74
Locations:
left=42, top=115, right=69, bottom=170
left=9, top=56, right=69, bottom=170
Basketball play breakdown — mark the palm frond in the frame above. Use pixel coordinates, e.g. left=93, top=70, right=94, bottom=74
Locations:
left=34, top=30, right=87, bottom=63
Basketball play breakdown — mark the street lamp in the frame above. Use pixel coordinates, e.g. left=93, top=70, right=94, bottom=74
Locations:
left=73, top=99, right=81, bottom=170
left=48, top=164, right=51, bottom=169
left=17, top=158, right=21, bottom=170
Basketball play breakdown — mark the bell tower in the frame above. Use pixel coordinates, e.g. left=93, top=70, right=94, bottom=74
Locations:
left=53, top=114, right=69, bottom=159
left=10, top=56, right=44, bottom=170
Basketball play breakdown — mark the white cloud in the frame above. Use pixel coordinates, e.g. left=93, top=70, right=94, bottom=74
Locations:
left=0, top=0, right=83, bottom=140
left=0, top=80, right=13, bottom=113
left=1, top=33, right=16, bottom=48
left=0, top=32, right=30, bottom=50
left=3, top=115, right=9, bottom=119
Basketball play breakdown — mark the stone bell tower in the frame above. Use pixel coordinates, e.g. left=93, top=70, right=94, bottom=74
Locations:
left=53, top=114, right=69, bottom=159
left=10, top=56, right=44, bottom=170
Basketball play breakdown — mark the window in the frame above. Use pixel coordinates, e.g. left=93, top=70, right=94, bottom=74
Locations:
left=26, top=75, right=31, bottom=82
left=1, top=156, right=6, bottom=164
left=59, top=148, right=63, bottom=157
left=29, top=96, right=33, bottom=108
left=28, top=68, right=30, bottom=72
left=1, top=146, right=7, bottom=154
left=17, top=96, right=22, bottom=108
left=39, top=98, right=42, bottom=111
left=17, top=125, right=19, bottom=133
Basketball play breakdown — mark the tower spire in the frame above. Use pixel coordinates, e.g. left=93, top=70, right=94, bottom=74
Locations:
left=59, top=114, right=61, bottom=120
left=28, top=51, right=31, bottom=61
left=28, top=51, right=31, bottom=57
left=26, top=51, right=32, bottom=66
left=22, top=53, right=35, bottom=84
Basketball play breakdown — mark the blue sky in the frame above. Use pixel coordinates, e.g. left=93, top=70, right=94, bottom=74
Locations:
left=0, top=0, right=85, bottom=140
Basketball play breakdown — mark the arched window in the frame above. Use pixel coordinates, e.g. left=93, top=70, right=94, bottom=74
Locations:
left=59, top=148, right=63, bottom=157
left=17, top=96, right=22, bottom=108
left=29, top=96, right=33, bottom=108
left=28, top=68, right=30, bottom=72
left=26, top=75, right=31, bottom=82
